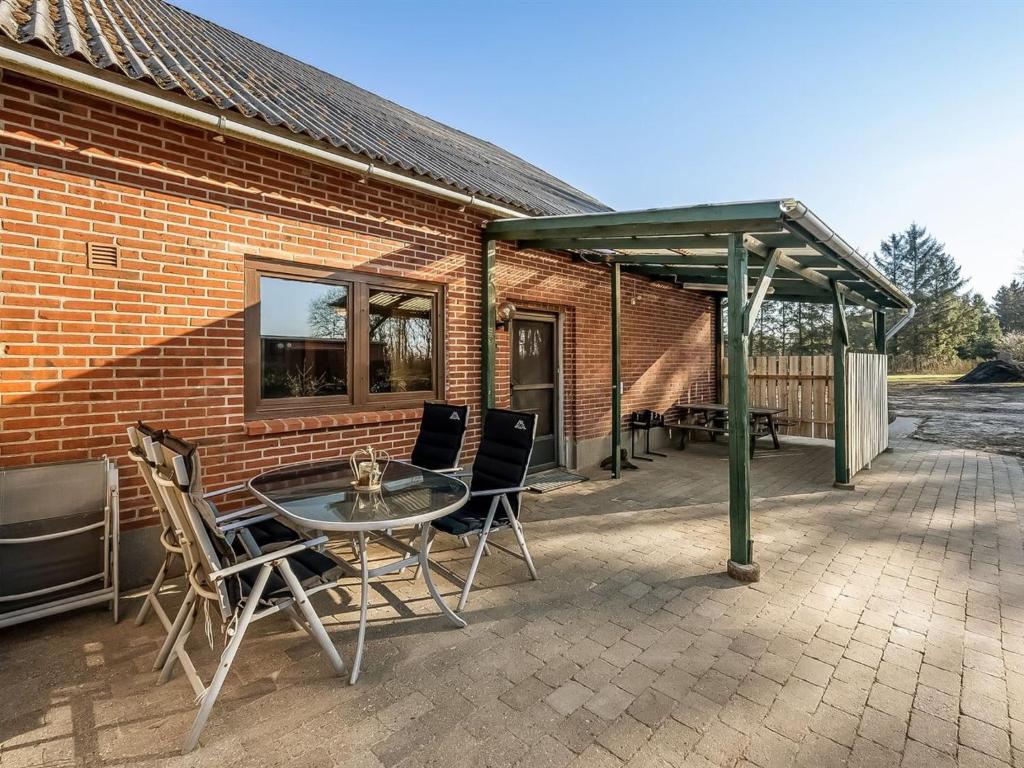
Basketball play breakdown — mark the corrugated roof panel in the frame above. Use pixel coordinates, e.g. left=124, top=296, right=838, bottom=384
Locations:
left=1, top=0, right=609, bottom=216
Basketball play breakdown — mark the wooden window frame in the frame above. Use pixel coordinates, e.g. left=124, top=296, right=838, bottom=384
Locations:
left=244, top=257, right=445, bottom=421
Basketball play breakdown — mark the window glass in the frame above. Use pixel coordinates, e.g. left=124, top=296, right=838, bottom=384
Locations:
left=260, top=276, right=348, bottom=399
left=368, top=289, right=433, bottom=393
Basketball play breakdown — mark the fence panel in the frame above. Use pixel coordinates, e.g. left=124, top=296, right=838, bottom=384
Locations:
left=722, top=354, right=833, bottom=438
left=846, top=353, right=889, bottom=476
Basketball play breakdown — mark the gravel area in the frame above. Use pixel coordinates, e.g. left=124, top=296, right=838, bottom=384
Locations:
left=888, top=382, right=1024, bottom=459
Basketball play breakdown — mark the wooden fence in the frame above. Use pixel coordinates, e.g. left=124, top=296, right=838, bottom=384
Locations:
left=721, top=355, right=834, bottom=439
left=846, top=353, right=889, bottom=476
left=720, top=353, right=889, bottom=478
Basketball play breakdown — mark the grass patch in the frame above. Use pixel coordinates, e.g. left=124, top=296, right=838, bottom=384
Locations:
left=888, top=373, right=960, bottom=384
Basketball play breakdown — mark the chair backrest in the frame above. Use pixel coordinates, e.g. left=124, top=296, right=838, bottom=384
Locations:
left=126, top=422, right=174, bottom=535
left=145, top=433, right=239, bottom=621
left=631, top=409, right=663, bottom=428
left=470, top=408, right=537, bottom=516
left=410, top=401, right=470, bottom=471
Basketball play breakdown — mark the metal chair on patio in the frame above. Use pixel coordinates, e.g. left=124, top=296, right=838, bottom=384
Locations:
left=127, top=422, right=181, bottom=636
left=127, top=423, right=312, bottom=656
left=145, top=431, right=346, bottom=753
left=430, top=408, right=539, bottom=612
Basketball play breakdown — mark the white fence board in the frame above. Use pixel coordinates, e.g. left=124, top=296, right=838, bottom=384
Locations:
left=846, top=353, right=889, bottom=477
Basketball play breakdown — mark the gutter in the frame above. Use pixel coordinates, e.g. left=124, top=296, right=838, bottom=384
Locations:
left=780, top=200, right=915, bottom=310
left=0, top=41, right=529, bottom=221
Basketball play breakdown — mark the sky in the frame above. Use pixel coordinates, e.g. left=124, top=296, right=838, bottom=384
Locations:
left=174, top=0, right=1024, bottom=300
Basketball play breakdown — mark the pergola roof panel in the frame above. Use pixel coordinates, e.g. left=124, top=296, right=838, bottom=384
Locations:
left=485, top=199, right=914, bottom=311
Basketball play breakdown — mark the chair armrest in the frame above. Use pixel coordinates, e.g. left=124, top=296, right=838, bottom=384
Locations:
left=210, top=536, right=329, bottom=581
left=203, top=483, right=248, bottom=499
left=220, top=512, right=277, bottom=533
left=434, top=466, right=464, bottom=475
left=469, top=486, right=529, bottom=498
left=215, top=504, right=269, bottom=524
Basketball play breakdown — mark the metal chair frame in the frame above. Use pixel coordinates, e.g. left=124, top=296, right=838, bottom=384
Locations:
left=144, top=439, right=345, bottom=754
left=445, top=485, right=538, bottom=612
left=431, top=409, right=540, bottom=611
left=128, top=426, right=286, bottom=655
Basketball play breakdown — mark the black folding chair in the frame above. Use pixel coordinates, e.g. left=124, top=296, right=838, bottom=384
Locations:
left=630, top=409, right=667, bottom=461
left=410, top=401, right=470, bottom=472
left=431, top=408, right=539, bottom=612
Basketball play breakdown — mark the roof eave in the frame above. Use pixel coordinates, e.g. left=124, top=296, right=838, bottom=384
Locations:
left=0, top=38, right=543, bottom=220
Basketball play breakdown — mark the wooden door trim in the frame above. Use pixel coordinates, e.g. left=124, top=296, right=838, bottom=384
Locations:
left=510, top=310, right=563, bottom=469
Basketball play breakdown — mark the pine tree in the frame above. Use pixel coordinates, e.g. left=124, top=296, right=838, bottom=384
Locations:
left=994, top=280, right=1024, bottom=333
left=958, top=293, right=1001, bottom=359
left=872, top=224, right=969, bottom=370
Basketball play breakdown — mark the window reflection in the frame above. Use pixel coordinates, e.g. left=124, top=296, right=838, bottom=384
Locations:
left=369, top=289, right=433, bottom=392
left=260, top=276, right=348, bottom=398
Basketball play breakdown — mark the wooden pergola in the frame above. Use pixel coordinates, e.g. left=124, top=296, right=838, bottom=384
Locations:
left=480, top=199, right=914, bottom=581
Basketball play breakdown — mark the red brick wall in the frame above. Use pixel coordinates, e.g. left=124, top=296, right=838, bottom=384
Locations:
left=0, top=72, right=716, bottom=528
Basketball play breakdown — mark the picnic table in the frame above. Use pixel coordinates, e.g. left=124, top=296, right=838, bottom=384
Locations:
left=663, top=402, right=789, bottom=457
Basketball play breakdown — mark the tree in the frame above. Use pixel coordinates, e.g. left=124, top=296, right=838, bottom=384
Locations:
left=958, top=293, right=1002, bottom=359
left=307, top=287, right=349, bottom=339
left=872, top=224, right=970, bottom=370
left=994, top=280, right=1024, bottom=334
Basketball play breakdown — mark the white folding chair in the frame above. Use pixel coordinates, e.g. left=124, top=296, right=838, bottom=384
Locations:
left=145, top=433, right=346, bottom=753
left=127, top=424, right=182, bottom=637
left=129, top=424, right=309, bottom=666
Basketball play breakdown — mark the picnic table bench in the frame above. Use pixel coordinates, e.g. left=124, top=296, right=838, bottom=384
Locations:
left=663, top=402, right=789, bottom=458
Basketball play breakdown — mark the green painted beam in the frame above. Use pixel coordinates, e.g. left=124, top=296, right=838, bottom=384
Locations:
left=784, top=219, right=911, bottom=310
left=752, top=232, right=823, bottom=251
left=522, top=235, right=736, bottom=252
left=611, top=263, right=622, bottom=479
left=489, top=218, right=786, bottom=244
left=832, top=280, right=850, bottom=346
left=481, top=238, right=497, bottom=413
left=486, top=200, right=787, bottom=238
left=626, top=269, right=759, bottom=283
left=743, top=249, right=780, bottom=335
left=759, top=293, right=834, bottom=304
left=597, top=252, right=767, bottom=266
left=727, top=233, right=753, bottom=570
left=772, top=252, right=884, bottom=313
left=601, top=254, right=746, bottom=266
left=832, top=282, right=851, bottom=487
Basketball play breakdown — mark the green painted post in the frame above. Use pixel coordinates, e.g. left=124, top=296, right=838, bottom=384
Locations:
left=874, top=310, right=887, bottom=354
left=833, top=284, right=852, bottom=489
left=726, top=233, right=757, bottom=581
left=611, top=263, right=622, bottom=478
left=481, top=237, right=497, bottom=413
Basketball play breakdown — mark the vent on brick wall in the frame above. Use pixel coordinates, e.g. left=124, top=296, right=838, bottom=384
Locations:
left=87, top=243, right=120, bottom=270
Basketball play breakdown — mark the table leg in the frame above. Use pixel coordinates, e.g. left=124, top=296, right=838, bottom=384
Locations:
left=768, top=415, right=781, bottom=449
left=418, top=523, right=467, bottom=629
left=350, top=531, right=369, bottom=685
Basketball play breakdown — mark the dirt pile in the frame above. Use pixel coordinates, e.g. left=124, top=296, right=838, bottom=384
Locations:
left=954, top=360, right=1024, bottom=384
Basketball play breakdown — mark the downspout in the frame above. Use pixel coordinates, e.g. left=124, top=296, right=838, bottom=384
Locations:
left=885, top=304, right=916, bottom=343
left=0, top=41, right=529, bottom=221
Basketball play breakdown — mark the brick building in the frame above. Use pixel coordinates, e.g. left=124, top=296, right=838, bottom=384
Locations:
left=0, top=0, right=717, bottom=576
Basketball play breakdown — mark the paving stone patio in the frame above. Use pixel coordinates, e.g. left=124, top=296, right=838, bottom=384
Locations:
left=1, top=431, right=1022, bottom=768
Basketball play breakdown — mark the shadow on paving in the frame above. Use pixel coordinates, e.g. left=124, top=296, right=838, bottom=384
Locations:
left=0, top=434, right=1021, bottom=767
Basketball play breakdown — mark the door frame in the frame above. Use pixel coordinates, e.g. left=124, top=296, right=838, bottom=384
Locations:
left=510, top=309, right=565, bottom=470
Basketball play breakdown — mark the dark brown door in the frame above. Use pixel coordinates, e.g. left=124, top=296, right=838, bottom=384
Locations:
left=511, top=313, right=560, bottom=470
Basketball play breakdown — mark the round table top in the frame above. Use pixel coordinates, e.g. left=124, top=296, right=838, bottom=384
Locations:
left=247, top=459, right=469, bottom=532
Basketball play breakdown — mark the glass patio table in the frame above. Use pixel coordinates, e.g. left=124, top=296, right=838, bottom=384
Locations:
left=247, top=459, right=469, bottom=683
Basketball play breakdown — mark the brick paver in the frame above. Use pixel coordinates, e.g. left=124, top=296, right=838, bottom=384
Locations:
left=0, top=433, right=1021, bottom=767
